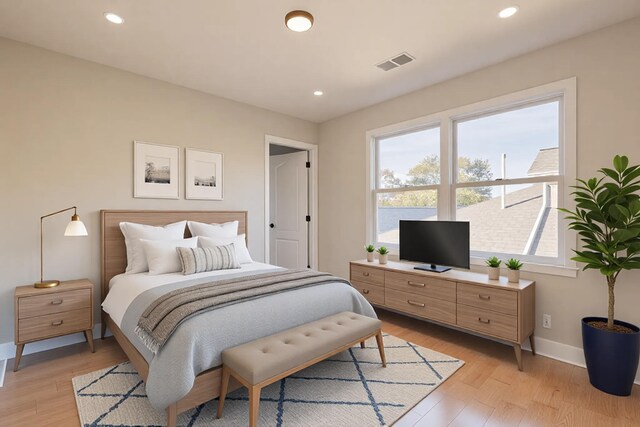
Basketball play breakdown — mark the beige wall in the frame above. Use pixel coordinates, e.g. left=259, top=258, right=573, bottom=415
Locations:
left=0, top=38, right=318, bottom=345
left=318, top=17, right=640, bottom=349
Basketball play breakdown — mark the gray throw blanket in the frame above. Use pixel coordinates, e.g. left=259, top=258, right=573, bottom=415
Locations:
left=135, top=269, right=350, bottom=354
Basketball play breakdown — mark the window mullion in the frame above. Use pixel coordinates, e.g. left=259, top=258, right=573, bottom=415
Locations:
left=439, top=118, right=451, bottom=220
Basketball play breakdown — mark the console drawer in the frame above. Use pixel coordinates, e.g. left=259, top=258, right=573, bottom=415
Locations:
left=457, top=304, right=517, bottom=341
left=386, top=271, right=456, bottom=302
left=385, top=288, right=456, bottom=325
left=351, top=280, right=385, bottom=306
left=457, top=283, right=517, bottom=315
left=350, top=264, right=384, bottom=286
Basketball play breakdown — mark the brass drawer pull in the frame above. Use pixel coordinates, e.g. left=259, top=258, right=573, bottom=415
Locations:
left=407, top=300, right=425, bottom=308
left=51, top=320, right=64, bottom=326
left=362, top=289, right=370, bottom=295
left=50, top=299, right=63, bottom=305
left=478, top=294, right=491, bottom=300
left=362, top=272, right=370, bottom=277
left=478, top=317, right=491, bottom=324
left=408, top=281, right=425, bottom=287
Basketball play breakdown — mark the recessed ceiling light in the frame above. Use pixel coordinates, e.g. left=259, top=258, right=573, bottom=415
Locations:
left=104, top=12, right=124, bottom=25
left=285, top=10, right=314, bottom=32
left=313, top=90, right=323, bottom=96
left=498, top=6, right=519, bottom=18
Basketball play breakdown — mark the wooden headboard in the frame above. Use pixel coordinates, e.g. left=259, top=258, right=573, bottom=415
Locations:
left=100, top=210, right=248, bottom=302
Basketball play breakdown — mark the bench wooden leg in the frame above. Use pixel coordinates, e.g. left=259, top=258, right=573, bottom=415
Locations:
left=166, top=403, right=177, bottom=427
left=217, top=366, right=231, bottom=418
left=249, top=385, right=261, bottom=427
left=375, top=330, right=386, bottom=367
left=360, top=341, right=365, bottom=348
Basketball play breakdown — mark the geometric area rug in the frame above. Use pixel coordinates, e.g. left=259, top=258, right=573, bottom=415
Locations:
left=73, top=334, right=464, bottom=427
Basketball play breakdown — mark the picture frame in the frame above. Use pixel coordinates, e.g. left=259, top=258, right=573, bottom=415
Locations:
left=133, top=140, right=180, bottom=199
left=186, top=148, right=224, bottom=200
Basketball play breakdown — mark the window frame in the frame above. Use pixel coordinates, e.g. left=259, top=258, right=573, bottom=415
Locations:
left=365, top=78, right=577, bottom=277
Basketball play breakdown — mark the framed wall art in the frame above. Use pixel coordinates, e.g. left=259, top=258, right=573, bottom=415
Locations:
left=133, top=140, right=180, bottom=199
left=186, top=148, right=224, bottom=200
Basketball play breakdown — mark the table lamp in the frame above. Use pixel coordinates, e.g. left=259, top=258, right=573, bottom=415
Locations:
left=35, top=206, right=88, bottom=288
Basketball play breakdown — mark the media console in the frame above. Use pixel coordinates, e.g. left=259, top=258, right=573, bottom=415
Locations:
left=350, top=259, right=535, bottom=370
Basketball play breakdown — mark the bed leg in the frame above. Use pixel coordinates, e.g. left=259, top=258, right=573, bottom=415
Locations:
left=360, top=341, right=365, bottom=348
left=167, top=403, right=177, bottom=427
left=101, top=312, right=108, bottom=340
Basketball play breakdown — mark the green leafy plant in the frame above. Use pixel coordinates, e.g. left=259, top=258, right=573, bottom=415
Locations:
left=365, top=244, right=376, bottom=253
left=376, top=246, right=389, bottom=255
left=505, top=258, right=523, bottom=270
left=485, top=256, right=501, bottom=268
left=559, top=155, right=640, bottom=330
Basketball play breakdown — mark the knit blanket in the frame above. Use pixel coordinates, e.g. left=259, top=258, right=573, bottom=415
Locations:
left=135, top=269, right=350, bottom=354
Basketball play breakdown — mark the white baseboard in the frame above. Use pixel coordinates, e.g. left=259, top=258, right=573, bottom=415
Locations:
left=522, top=335, right=640, bottom=385
left=0, top=323, right=111, bottom=361
left=0, top=359, right=6, bottom=387
left=0, top=324, right=637, bottom=385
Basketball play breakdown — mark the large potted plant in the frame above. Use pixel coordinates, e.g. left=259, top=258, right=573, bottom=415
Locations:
left=560, top=155, right=640, bottom=396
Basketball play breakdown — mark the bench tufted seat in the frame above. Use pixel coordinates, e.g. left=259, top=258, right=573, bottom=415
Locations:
left=217, top=311, right=386, bottom=427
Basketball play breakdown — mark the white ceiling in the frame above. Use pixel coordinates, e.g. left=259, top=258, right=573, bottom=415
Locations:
left=1, top=1, right=639, bottom=123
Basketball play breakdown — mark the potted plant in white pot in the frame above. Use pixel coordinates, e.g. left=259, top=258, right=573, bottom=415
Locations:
left=485, top=256, right=501, bottom=280
left=365, top=244, right=376, bottom=262
left=376, top=246, right=389, bottom=264
left=559, top=154, right=640, bottom=396
left=505, top=258, right=523, bottom=283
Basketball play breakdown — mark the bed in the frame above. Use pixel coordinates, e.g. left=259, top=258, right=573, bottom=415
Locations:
left=99, top=210, right=376, bottom=426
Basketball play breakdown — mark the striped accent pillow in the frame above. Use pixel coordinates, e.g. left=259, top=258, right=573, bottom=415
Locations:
left=176, top=244, right=240, bottom=275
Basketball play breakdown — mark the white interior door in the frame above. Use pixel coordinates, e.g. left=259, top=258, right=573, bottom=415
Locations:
left=269, top=151, right=308, bottom=269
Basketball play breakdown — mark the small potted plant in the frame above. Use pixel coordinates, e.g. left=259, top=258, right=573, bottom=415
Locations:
left=485, top=256, right=501, bottom=280
left=365, top=244, right=375, bottom=262
left=505, top=258, right=522, bottom=283
left=376, top=246, right=389, bottom=264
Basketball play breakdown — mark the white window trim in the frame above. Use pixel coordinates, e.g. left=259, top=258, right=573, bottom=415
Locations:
left=365, top=77, right=577, bottom=277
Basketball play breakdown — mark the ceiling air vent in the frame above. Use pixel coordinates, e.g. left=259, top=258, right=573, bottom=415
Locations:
left=376, top=52, right=415, bottom=71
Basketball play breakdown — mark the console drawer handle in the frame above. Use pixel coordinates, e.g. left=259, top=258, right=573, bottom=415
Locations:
left=408, top=281, right=425, bottom=287
left=50, top=299, right=63, bottom=305
left=478, top=317, right=491, bottom=324
left=407, top=300, right=425, bottom=308
left=51, top=320, right=64, bottom=326
left=362, top=289, right=370, bottom=295
left=478, top=294, right=491, bottom=300
left=362, top=272, right=370, bottom=277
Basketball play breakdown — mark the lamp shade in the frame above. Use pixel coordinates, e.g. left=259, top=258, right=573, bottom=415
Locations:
left=64, top=215, right=88, bottom=236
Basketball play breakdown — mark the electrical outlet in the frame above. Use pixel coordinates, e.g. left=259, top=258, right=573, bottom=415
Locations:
left=543, top=314, right=552, bottom=329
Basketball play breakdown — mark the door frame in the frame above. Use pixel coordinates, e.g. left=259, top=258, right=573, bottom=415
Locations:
left=264, top=135, right=318, bottom=269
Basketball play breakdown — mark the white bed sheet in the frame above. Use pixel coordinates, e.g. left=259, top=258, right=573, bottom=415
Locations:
left=102, top=262, right=281, bottom=327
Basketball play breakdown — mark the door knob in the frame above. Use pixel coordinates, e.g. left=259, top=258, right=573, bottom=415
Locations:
left=270, top=223, right=275, bottom=228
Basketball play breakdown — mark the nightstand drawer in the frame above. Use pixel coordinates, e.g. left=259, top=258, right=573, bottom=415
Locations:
left=457, top=283, right=517, bottom=315
left=18, top=289, right=91, bottom=319
left=386, top=271, right=456, bottom=302
left=456, top=304, right=517, bottom=341
left=18, top=308, right=91, bottom=343
left=350, top=264, right=384, bottom=286
left=351, top=280, right=385, bottom=305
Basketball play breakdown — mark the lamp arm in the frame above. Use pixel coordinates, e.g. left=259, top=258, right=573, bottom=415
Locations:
left=40, top=206, right=78, bottom=282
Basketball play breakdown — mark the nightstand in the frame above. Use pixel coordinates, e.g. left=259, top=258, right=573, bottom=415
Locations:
left=14, top=279, right=94, bottom=371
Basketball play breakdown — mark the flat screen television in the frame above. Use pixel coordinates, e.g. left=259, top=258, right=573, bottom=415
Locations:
left=399, top=220, right=470, bottom=273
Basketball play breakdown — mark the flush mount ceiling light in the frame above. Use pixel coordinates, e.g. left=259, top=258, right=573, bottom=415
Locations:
left=104, top=12, right=124, bottom=24
left=285, top=10, right=314, bottom=32
left=498, top=6, right=519, bottom=18
left=313, top=90, right=323, bottom=96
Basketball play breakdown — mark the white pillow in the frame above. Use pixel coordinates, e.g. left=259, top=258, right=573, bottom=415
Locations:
left=141, top=237, right=198, bottom=275
left=199, top=234, right=253, bottom=264
left=187, top=220, right=238, bottom=238
left=119, top=221, right=186, bottom=274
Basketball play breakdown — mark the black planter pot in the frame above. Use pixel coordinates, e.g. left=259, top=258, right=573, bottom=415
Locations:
left=582, top=317, right=640, bottom=396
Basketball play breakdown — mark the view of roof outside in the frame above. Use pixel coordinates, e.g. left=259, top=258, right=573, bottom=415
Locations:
left=376, top=99, right=560, bottom=259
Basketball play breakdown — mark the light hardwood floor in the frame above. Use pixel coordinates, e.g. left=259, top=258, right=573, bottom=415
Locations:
left=0, top=309, right=638, bottom=426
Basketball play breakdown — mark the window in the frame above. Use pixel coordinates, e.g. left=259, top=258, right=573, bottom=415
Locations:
left=368, top=79, right=576, bottom=272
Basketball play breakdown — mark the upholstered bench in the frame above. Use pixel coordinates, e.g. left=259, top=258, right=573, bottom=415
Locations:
left=217, top=311, right=386, bottom=427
